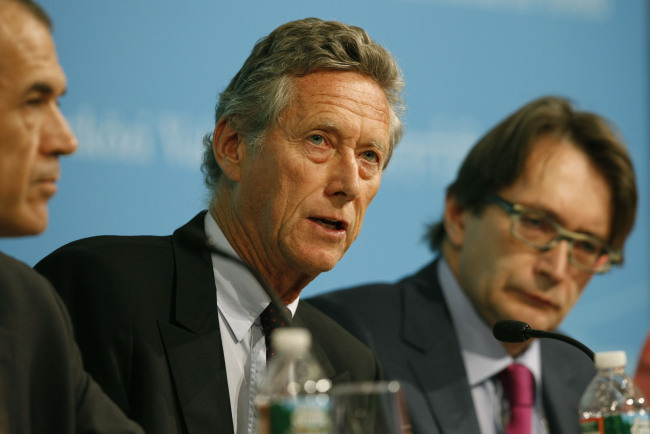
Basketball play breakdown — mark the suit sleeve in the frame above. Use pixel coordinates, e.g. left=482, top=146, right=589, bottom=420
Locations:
left=0, top=253, right=143, bottom=433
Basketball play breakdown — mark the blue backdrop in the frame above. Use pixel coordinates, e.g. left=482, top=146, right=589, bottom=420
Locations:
left=2, top=0, right=648, bottom=372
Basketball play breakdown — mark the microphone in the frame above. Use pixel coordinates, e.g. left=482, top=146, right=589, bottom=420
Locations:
left=493, top=320, right=594, bottom=361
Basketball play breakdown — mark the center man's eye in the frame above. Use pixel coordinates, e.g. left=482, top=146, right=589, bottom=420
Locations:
left=309, top=134, right=324, bottom=145
left=361, top=150, right=380, bottom=163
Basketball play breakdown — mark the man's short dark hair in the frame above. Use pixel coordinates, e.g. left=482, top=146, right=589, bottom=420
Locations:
left=425, top=96, right=637, bottom=254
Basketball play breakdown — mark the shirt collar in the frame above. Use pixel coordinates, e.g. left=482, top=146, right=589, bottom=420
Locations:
left=437, top=258, right=542, bottom=387
left=204, top=212, right=298, bottom=342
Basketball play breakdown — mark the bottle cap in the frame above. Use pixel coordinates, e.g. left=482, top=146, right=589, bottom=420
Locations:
left=594, top=351, right=627, bottom=369
left=272, top=327, right=311, bottom=355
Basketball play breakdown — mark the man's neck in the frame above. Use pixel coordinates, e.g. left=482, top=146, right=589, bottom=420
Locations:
left=208, top=201, right=314, bottom=304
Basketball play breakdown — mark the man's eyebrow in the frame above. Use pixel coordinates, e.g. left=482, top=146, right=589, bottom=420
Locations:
left=23, top=82, right=64, bottom=97
left=367, top=139, right=389, bottom=156
left=312, top=121, right=389, bottom=154
left=525, top=203, right=607, bottom=241
left=312, top=120, right=337, bottom=132
left=25, top=81, right=54, bottom=95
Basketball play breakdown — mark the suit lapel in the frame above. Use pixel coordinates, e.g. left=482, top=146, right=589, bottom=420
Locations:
left=541, top=340, right=590, bottom=434
left=158, top=212, right=234, bottom=434
left=402, top=261, right=481, bottom=433
left=292, top=307, right=350, bottom=383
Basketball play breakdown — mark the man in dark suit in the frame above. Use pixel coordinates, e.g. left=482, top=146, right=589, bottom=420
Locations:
left=310, top=96, right=638, bottom=433
left=0, top=1, right=143, bottom=432
left=35, top=18, right=406, bottom=434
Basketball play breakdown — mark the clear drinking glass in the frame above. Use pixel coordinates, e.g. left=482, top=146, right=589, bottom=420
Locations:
left=330, top=381, right=411, bottom=434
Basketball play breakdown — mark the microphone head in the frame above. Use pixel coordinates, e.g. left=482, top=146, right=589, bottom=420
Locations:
left=492, top=320, right=531, bottom=343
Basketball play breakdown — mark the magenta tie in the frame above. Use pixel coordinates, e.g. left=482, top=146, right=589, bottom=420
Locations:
left=499, top=364, right=535, bottom=434
left=260, top=304, right=292, bottom=361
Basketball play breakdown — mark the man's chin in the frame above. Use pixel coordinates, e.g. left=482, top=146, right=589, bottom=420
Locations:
left=0, top=210, right=49, bottom=237
left=509, top=314, right=558, bottom=333
left=304, top=258, right=339, bottom=274
left=296, top=252, right=343, bottom=275
left=502, top=298, right=562, bottom=330
left=0, top=224, right=46, bottom=238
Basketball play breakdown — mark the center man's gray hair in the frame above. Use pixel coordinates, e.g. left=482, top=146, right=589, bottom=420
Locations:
left=201, top=17, right=405, bottom=193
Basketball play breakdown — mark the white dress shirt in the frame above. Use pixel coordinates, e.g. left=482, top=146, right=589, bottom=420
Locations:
left=437, top=259, right=548, bottom=434
left=204, top=213, right=298, bottom=434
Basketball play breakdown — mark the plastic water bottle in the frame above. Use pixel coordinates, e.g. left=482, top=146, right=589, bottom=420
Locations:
left=579, top=351, right=650, bottom=433
left=256, top=327, right=332, bottom=434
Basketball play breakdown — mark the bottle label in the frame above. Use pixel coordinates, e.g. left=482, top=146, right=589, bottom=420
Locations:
left=580, top=414, right=650, bottom=434
left=580, top=417, right=604, bottom=433
left=268, top=395, right=331, bottom=434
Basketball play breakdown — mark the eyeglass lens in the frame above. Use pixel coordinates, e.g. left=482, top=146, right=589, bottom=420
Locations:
left=512, top=212, right=608, bottom=271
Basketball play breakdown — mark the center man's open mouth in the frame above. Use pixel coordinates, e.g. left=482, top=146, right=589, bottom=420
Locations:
left=309, top=217, right=345, bottom=231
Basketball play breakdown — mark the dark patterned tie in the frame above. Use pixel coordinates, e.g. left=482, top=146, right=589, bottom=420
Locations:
left=499, top=363, right=535, bottom=434
left=260, top=304, right=292, bottom=361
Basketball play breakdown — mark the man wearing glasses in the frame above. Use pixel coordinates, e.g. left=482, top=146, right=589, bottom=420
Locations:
left=309, top=96, right=638, bottom=434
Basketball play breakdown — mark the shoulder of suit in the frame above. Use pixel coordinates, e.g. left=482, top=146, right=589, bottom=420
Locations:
left=297, top=301, right=375, bottom=353
left=36, top=233, right=174, bottom=267
left=0, top=252, right=50, bottom=292
left=0, top=252, right=67, bottom=319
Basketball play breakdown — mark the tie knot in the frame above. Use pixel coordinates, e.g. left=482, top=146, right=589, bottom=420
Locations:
left=500, top=363, right=535, bottom=407
left=260, top=304, right=291, bottom=332
left=260, top=304, right=292, bottom=360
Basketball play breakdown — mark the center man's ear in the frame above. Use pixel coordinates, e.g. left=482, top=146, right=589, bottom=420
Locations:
left=443, top=194, right=467, bottom=248
left=212, top=117, right=245, bottom=182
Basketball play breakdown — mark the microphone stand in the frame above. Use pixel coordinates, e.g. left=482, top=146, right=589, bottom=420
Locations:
left=493, top=320, right=594, bottom=361
left=526, top=328, right=595, bottom=361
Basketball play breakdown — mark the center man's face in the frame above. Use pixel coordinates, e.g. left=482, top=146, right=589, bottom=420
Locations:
left=235, top=70, right=391, bottom=280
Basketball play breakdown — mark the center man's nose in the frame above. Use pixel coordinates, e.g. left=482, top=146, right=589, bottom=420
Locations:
left=325, top=152, right=361, bottom=201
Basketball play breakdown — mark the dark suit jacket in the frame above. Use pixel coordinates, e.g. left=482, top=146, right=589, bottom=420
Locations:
left=0, top=252, right=143, bottom=434
left=35, top=212, right=382, bottom=434
left=308, top=259, right=596, bottom=434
